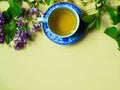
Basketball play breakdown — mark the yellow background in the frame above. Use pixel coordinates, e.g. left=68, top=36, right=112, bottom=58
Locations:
left=0, top=0, right=120, bottom=90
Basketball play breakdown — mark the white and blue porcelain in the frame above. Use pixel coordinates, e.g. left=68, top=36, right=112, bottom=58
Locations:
left=38, top=2, right=84, bottom=45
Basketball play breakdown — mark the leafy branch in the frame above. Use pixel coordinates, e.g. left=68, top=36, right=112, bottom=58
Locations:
left=81, top=0, right=120, bottom=50
left=105, top=5, right=120, bottom=50
left=0, top=0, right=51, bottom=50
left=3, top=0, right=21, bottom=44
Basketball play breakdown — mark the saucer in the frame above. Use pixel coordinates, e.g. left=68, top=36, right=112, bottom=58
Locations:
left=42, top=2, right=84, bottom=45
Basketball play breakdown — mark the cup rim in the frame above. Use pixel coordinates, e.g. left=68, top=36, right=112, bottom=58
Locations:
left=47, top=6, right=80, bottom=37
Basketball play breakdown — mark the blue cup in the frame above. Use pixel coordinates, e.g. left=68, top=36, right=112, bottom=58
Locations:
left=38, top=2, right=82, bottom=45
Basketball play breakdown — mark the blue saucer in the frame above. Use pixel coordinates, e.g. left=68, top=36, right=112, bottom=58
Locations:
left=42, top=2, right=84, bottom=45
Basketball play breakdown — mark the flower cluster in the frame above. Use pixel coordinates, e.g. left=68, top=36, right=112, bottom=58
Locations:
left=30, top=7, right=37, bottom=14
left=13, top=7, right=41, bottom=50
left=0, top=12, right=4, bottom=43
left=32, top=22, right=41, bottom=32
left=14, top=28, right=32, bottom=50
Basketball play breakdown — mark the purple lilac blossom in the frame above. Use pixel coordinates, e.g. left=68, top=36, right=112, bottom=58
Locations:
left=0, top=12, right=4, bottom=24
left=13, top=28, right=32, bottom=50
left=14, top=16, right=32, bottom=50
left=36, top=10, right=44, bottom=18
left=16, top=17, right=24, bottom=26
left=30, top=7, right=37, bottom=14
left=0, top=12, right=4, bottom=43
left=32, top=22, right=40, bottom=32
left=0, top=27, right=4, bottom=43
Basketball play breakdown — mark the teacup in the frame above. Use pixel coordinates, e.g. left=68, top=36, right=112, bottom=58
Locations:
left=38, top=2, right=81, bottom=37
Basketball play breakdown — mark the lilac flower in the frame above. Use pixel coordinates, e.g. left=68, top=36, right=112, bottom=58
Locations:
left=0, top=12, right=4, bottom=24
left=26, top=31, right=32, bottom=38
left=36, top=10, right=44, bottom=17
left=32, top=22, right=40, bottom=32
left=0, top=27, right=4, bottom=43
left=14, top=15, right=33, bottom=50
left=0, top=37, right=4, bottom=43
left=0, top=28, right=4, bottom=43
left=0, top=12, right=4, bottom=43
left=16, top=17, right=24, bottom=26
left=30, top=7, right=37, bottom=14
left=13, top=28, right=32, bottom=50
left=0, top=27, right=3, bottom=36
left=13, top=39, right=26, bottom=50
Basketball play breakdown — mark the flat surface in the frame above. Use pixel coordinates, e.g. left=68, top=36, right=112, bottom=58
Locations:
left=0, top=0, right=120, bottom=90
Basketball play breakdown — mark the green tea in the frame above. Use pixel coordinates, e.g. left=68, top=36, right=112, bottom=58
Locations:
left=48, top=8, right=77, bottom=36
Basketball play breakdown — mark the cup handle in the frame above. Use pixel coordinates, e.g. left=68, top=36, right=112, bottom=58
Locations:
left=38, top=17, right=46, bottom=23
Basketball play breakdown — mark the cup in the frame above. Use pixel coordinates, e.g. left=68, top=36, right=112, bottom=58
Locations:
left=38, top=2, right=81, bottom=38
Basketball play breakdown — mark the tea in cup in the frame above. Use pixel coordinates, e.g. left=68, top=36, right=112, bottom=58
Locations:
left=48, top=7, right=79, bottom=36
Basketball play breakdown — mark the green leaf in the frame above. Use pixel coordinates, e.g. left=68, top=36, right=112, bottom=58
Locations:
left=14, top=3, right=21, bottom=16
left=103, top=0, right=106, bottom=6
left=3, top=11, right=11, bottom=23
left=107, top=7, right=120, bottom=25
left=81, top=14, right=96, bottom=23
left=3, top=20, right=17, bottom=44
left=104, top=27, right=120, bottom=50
left=9, top=20, right=16, bottom=34
left=96, top=18, right=100, bottom=29
left=86, top=19, right=96, bottom=32
left=7, top=7, right=14, bottom=14
left=45, top=0, right=51, bottom=5
left=104, top=27, right=118, bottom=40
left=8, top=0, right=21, bottom=16
left=3, top=24, right=11, bottom=44
left=4, top=34, right=11, bottom=44
left=8, top=0, right=14, bottom=7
